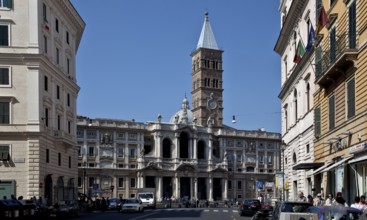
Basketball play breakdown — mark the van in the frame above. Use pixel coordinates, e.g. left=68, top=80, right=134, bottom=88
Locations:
left=137, top=192, right=156, bottom=209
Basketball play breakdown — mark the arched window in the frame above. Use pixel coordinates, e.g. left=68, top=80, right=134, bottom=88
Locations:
left=292, top=152, right=297, bottom=164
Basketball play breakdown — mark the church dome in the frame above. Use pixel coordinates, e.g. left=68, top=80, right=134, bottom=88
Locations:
left=169, top=97, right=195, bottom=125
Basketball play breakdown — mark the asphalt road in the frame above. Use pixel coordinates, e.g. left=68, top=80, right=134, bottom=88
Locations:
left=73, top=208, right=253, bottom=220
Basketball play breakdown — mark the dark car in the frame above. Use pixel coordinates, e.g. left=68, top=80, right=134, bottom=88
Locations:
left=239, top=199, right=262, bottom=216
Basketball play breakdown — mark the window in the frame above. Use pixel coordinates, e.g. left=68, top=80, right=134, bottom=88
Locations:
left=130, top=178, right=136, bottom=188
left=0, top=101, right=10, bottom=124
left=0, top=25, right=9, bottom=46
left=0, top=145, right=9, bottom=160
left=330, top=27, right=336, bottom=62
left=237, top=154, right=242, bottom=162
left=237, top=181, right=242, bottom=190
left=66, top=31, right=69, bottom=44
left=118, top=178, right=124, bottom=188
left=349, top=1, right=357, bottom=48
left=69, top=156, right=71, bottom=168
left=0, top=0, right=13, bottom=8
left=306, top=83, right=310, bottom=112
left=315, top=46, right=323, bottom=77
left=78, top=177, right=81, bottom=187
left=56, top=85, right=60, bottom=99
left=77, top=146, right=81, bottom=157
left=268, top=155, right=273, bottom=163
left=129, top=148, right=136, bottom=158
left=42, top=3, right=47, bottom=21
left=55, top=18, right=59, bottom=32
left=118, top=164, right=124, bottom=168
left=68, top=121, right=71, bottom=133
left=43, top=35, right=47, bottom=54
left=0, top=67, right=9, bottom=86
left=89, top=177, right=95, bottom=187
left=258, top=155, right=264, bottom=164
left=294, top=89, right=298, bottom=122
left=67, top=93, right=70, bottom=106
left=118, top=148, right=124, bottom=157
left=347, top=78, right=355, bottom=118
left=314, top=107, right=321, bottom=137
left=88, top=146, right=95, bottom=156
left=228, top=180, right=232, bottom=190
left=67, top=58, right=70, bottom=74
left=58, top=152, right=61, bottom=166
left=56, top=48, right=60, bottom=64
left=44, top=75, right=48, bottom=91
left=130, top=164, right=136, bottom=169
left=46, top=148, right=49, bottom=163
left=44, top=108, right=49, bottom=127
left=306, top=144, right=310, bottom=153
left=328, top=95, right=335, bottom=130
left=77, top=130, right=83, bottom=138
left=57, top=115, right=60, bottom=130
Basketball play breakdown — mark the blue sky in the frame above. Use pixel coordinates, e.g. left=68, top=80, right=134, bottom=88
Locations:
left=71, top=0, right=282, bottom=133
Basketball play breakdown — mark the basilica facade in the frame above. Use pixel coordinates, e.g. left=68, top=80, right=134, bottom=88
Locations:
left=77, top=12, right=281, bottom=202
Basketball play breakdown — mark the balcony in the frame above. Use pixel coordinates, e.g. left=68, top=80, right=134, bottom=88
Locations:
left=316, top=33, right=359, bottom=88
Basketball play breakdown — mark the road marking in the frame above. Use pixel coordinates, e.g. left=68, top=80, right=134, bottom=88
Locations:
left=204, top=209, right=210, bottom=212
left=213, top=210, right=219, bottom=212
left=223, top=210, right=228, bottom=212
left=232, top=210, right=238, bottom=212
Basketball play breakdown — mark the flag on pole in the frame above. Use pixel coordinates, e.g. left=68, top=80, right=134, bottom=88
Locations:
left=43, top=18, right=50, bottom=30
left=293, top=40, right=306, bottom=63
left=306, top=23, right=316, bottom=53
left=317, top=5, right=329, bottom=32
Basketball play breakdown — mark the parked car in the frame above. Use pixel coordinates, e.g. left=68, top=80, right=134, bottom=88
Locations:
left=108, top=198, right=120, bottom=210
left=239, top=199, right=262, bottom=216
left=271, top=201, right=314, bottom=220
left=50, top=200, right=80, bottom=217
left=121, top=199, right=144, bottom=213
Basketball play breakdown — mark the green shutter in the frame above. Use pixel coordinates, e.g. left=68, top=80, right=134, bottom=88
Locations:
left=314, top=107, right=321, bottom=137
left=330, top=28, right=336, bottom=62
left=349, top=1, right=357, bottom=49
left=347, top=78, right=355, bottom=118
left=328, top=96, right=335, bottom=130
left=315, top=46, right=323, bottom=78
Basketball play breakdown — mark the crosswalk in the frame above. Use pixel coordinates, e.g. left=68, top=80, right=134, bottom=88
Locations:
left=158, top=208, right=238, bottom=213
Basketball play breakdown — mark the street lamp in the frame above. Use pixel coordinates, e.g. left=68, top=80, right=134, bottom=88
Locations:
left=281, top=140, right=287, bottom=201
left=83, top=161, right=87, bottom=195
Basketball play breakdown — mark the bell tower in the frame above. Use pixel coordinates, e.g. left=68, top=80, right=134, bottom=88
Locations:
left=191, top=11, right=223, bottom=127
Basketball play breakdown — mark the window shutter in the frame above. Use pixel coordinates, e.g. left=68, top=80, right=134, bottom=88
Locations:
left=330, top=28, right=336, bottom=62
left=314, top=107, right=321, bottom=137
left=315, top=46, right=323, bottom=78
left=328, top=95, right=335, bottom=130
left=347, top=78, right=355, bottom=118
left=349, top=1, right=357, bottom=49
left=316, top=0, right=322, bottom=21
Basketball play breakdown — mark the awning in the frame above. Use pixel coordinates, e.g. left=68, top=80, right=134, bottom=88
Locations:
left=348, top=155, right=367, bottom=164
left=311, top=162, right=334, bottom=176
left=323, top=156, right=353, bottom=172
left=292, top=162, right=324, bottom=170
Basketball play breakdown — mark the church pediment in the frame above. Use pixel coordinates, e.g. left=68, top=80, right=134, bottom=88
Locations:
left=139, top=161, right=162, bottom=171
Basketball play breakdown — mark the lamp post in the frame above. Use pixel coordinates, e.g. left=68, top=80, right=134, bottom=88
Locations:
left=281, top=141, right=287, bottom=201
left=83, top=161, right=87, bottom=195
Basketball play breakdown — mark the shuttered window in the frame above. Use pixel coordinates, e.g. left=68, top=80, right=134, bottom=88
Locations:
left=330, top=27, right=336, bottom=62
left=315, top=46, right=323, bottom=78
left=347, top=78, right=355, bottom=118
left=349, top=1, right=357, bottom=49
left=314, top=107, right=321, bottom=138
left=328, top=95, right=335, bottom=130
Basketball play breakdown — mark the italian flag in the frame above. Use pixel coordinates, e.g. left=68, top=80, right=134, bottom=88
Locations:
left=293, top=40, right=305, bottom=64
left=43, top=18, right=49, bottom=30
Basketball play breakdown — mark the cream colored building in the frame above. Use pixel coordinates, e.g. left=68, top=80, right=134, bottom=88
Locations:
left=274, top=0, right=320, bottom=201
left=0, top=0, right=85, bottom=204
left=77, top=12, right=281, bottom=202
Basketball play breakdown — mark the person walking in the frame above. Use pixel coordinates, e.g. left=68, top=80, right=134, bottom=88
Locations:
left=313, top=193, right=324, bottom=206
left=351, top=196, right=365, bottom=212
left=296, top=191, right=307, bottom=202
left=325, top=194, right=335, bottom=206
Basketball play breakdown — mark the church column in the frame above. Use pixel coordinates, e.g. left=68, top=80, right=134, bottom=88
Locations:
left=125, top=177, right=130, bottom=199
left=175, top=133, right=180, bottom=159
left=157, top=176, right=163, bottom=202
left=194, top=177, right=198, bottom=200
left=175, top=174, right=179, bottom=199
left=190, top=177, right=194, bottom=199
left=208, top=174, right=213, bottom=201
left=189, top=137, right=192, bottom=159
left=193, top=136, right=197, bottom=159
left=208, top=136, right=212, bottom=161
left=223, top=178, right=228, bottom=200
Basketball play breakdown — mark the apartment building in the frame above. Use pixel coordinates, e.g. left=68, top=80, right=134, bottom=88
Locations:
left=274, top=0, right=319, bottom=201
left=76, top=12, right=281, bottom=202
left=312, top=0, right=367, bottom=204
left=0, top=0, right=85, bottom=204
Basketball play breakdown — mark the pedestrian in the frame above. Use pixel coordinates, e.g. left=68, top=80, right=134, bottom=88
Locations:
left=307, top=195, right=313, bottom=204
left=351, top=196, right=365, bottom=212
left=325, top=194, right=335, bottom=206
left=334, top=192, right=348, bottom=207
left=296, top=191, right=307, bottom=202
left=360, top=195, right=366, bottom=205
left=313, top=193, right=324, bottom=206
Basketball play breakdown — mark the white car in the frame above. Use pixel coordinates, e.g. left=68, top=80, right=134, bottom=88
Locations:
left=121, top=199, right=144, bottom=213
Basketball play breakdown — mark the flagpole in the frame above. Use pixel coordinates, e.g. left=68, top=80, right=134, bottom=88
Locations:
left=297, top=24, right=317, bottom=73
